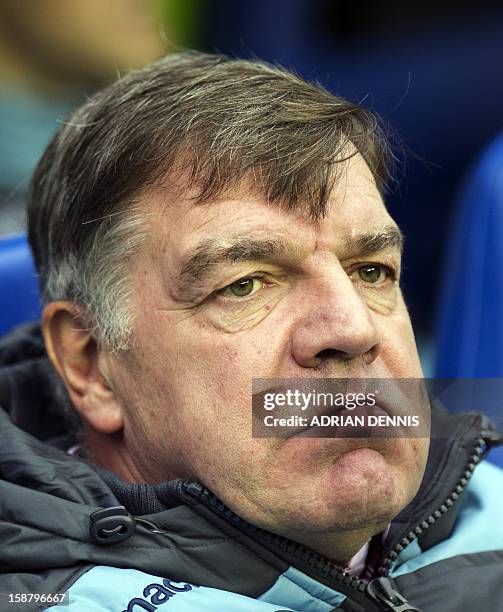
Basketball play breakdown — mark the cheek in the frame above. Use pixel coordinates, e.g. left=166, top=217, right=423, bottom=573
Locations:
left=377, top=303, right=423, bottom=377
left=359, top=283, right=399, bottom=315
left=414, top=437, right=430, bottom=472
left=398, top=438, right=430, bottom=506
left=393, top=437, right=429, bottom=494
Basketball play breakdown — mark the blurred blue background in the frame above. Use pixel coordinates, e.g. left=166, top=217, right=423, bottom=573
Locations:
left=199, top=0, right=503, bottom=359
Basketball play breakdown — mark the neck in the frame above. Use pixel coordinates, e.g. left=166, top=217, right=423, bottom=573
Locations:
left=84, top=428, right=146, bottom=484
left=84, top=433, right=387, bottom=566
left=285, top=524, right=386, bottom=567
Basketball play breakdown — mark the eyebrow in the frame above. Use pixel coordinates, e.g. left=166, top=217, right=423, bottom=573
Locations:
left=174, top=237, right=296, bottom=301
left=345, top=226, right=404, bottom=256
left=173, top=225, right=403, bottom=302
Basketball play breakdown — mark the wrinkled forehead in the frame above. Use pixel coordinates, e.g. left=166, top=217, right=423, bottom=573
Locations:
left=141, top=152, right=394, bottom=261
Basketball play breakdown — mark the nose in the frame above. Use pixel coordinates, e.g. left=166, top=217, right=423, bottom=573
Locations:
left=291, top=265, right=381, bottom=369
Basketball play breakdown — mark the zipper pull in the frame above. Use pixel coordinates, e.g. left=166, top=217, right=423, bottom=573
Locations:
left=367, top=577, right=422, bottom=611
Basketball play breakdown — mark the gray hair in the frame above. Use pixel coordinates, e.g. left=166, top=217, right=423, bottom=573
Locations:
left=28, top=50, right=396, bottom=352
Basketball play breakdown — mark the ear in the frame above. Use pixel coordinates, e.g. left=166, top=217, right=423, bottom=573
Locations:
left=42, top=301, right=124, bottom=434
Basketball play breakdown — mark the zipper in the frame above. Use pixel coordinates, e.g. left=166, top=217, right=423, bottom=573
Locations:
left=375, top=436, right=485, bottom=577
left=182, top=480, right=368, bottom=594
left=181, top=436, right=486, bottom=610
left=366, top=577, right=421, bottom=611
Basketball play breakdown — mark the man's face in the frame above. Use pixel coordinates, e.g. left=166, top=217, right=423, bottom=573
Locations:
left=109, top=153, right=429, bottom=544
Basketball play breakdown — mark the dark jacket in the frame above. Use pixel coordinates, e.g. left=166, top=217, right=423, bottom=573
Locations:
left=1, top=324, right=503, bottom=612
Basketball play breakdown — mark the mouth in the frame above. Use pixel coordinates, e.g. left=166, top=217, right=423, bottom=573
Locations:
left=294, top=402, right=391, bottom=438
left=252, top=378, right=430, bottom=440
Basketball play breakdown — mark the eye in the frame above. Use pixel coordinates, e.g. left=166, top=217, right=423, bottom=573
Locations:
left=351, top=264, right=394, bottom=285
left=219, top=276, right=264, bottom=298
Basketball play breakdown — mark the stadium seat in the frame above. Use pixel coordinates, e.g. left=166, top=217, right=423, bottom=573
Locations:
left=0, top=233, right=41, bottom=336
left=435, top=133, right=503, bottom=467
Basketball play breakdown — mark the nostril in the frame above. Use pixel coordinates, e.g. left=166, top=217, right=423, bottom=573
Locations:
left=315, top=348, right=345, bottom=360
left=362, top=345, right=380, bottom=365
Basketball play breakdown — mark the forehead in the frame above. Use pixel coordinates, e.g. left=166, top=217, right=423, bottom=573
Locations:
left=145, top=153, right=395, bottom=258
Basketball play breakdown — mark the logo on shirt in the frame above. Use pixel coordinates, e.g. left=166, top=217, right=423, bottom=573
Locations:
left=122, top=579, right=199, bottom=611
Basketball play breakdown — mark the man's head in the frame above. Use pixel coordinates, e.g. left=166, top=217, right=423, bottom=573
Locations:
left=28, top=51, right=429, bottom=563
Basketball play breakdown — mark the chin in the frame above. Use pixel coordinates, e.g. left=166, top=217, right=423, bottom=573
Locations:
left=307, top=454, right=411, bottom=532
